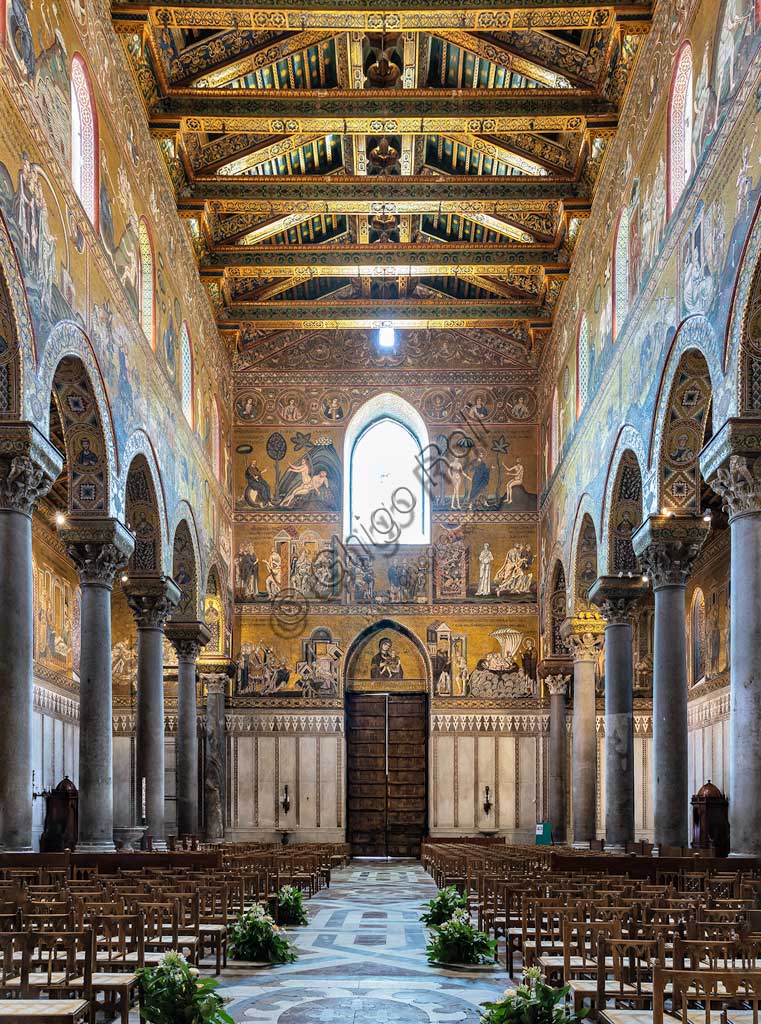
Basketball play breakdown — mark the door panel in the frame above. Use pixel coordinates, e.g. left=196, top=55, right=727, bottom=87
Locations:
left=386, top=694, right=427, bottom=857
left=346, top=691, right=427, bottom=858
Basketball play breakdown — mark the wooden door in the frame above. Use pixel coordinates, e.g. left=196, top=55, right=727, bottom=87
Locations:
left=386, top=693, right=427, bottom=858
left=346, top=692, right=427, bottom=858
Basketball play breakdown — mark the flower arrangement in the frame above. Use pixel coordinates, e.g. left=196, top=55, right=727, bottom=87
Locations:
left=420, top=885, right=469, bottom=927
left=425, top=907, right=497, bottom=966
left=136, top=951, right=233, bottom=1024
left=480, top=966, right=588, bottom=1024
left=228, top=902, right=297, bottom=964
left=277, top=885, right=309, bottom=927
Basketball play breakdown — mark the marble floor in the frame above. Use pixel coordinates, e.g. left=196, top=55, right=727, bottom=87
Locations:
left=217, top=859, right=508, bottom=1024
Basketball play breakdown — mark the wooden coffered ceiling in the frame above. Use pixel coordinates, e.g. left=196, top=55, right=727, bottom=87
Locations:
left=112, top=0, right=652, bottom=352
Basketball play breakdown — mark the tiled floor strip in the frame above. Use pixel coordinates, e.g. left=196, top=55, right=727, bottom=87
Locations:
left=219, top=859, right=507, bottom=1023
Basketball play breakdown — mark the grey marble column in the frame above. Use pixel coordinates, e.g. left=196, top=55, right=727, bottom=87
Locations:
left=124, top=574, right=180, bottom=850
left=166, top=622, right=210, bottom=837
left=203, top=673, right=227, bottom=843
left=561, top=615, right=605, bottom=848
left=633, top=514, right=709, bottom=852
left=62, top=519, right=134, bottom=852
left=702, top=420, right=761, bottom=856
left=546, top=674, right=570, bottom=844
left=590, top=576, right=648, bottom=854
left=0, top=425, right=62, bottom=851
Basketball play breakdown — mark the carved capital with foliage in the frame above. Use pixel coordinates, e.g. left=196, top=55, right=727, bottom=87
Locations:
left=166, top=620, right=212, bottom=663
left=588, top=575, right=649, bottom=625
left=201, top=673, right=229, bottom=699
left=61, top=517, right=135, bottom=588
left=700, top=419, right=761, bottom=521
left=544, top=674, right=570, bottom=697
left=560, top=612, right=605, bottom=662
left=0, top=423, right=63, bottom=516
left=632, top=514, right=709, bottom=589
left=123, top=573, right=181, bottom=629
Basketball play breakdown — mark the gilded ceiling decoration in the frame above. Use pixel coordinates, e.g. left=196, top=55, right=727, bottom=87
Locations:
left=112, top=0, right=652, bottom=348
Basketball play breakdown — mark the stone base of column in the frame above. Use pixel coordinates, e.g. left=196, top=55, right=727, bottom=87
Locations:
left=1, top=845, right=33, bottom=853
left=77, top=840, right=116, bottom=853
left=605, top=844, right=626, bottom=855
left=151, top=840, right=168, bottom=852
left=572, top=840, right=591, bottom=850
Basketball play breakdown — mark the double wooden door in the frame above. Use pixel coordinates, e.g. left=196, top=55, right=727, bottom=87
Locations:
left=346, top=692, right=427, bottom=858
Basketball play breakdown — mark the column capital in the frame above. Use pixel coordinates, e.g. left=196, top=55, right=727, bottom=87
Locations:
left=538, top=655, right=573, bottom=679
left=0, top=422, right=63, bottom=516
left=700, top=418, right=761, bottom=521
left=560, top=612, right=606, bottom=661
left=632, top=513, right=709, bottom=589
left=545, top=674, right=570, bottom=697
left=165, top=620, right=211, bottom=662
left=61, top=517, right=135, bottom=587
left=201, top=672, right=229, bottom=697
left=589, top=575, right=649, bottom=624
left=123, top=573, right=181, bottom=629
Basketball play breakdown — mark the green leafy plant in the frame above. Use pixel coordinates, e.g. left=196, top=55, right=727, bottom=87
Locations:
left=136, top=951, right=233, bottom=1024
left=481, top=966, right=589, bottom=1024
left=228, top=903, right=297, bottom=963
left=277, top=885, right=309, bottom=927
left=425, top=907, right=497, bottom=965
left=420, top=885, right=469, bottom=927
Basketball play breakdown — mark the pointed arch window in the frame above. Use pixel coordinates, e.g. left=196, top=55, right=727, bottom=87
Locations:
left=577, top=315, right=590, bottom=417
left=180, top=322, right=193, bottom=426
left=668, top=42, right=694, bottom=217
left=343, top=393, right=430, bottom=545
left=550, top=385, right=560, bottom=475
left=138, top=219, right=154, bottom=347
left=71, top=55, right=98, bottom=227
left=211, top=398, right=221, bottom=481
left=613, top=207, right=629, bottom=341
left=690, top=587, right=706, bottom=685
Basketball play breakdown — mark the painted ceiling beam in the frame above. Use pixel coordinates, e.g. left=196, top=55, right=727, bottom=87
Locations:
left=433, top=30, right=573, bottom=88
left=178, top=174, right=590, bottom=205
left=114, top=3, right=652, bottom=32
left=149, top=87, right=616, bottom=132
left=200, top=242, right=566, bottom=272
left=176, top=29, right=337, bottom=87
left=220, top=297, right=550, bottom=326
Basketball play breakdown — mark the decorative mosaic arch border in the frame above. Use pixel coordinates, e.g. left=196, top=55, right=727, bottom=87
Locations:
left=168, top=498, right=204, bottom=618
left=724, top=196, right=761, bottom=385
left=567, top=491, right=597, bottom=617
left=119, top=428, right=170, bottom=575
left=598, top=424, right=647, bottom=576
left=0, top=211, right=36, bottom=415
left=36, top=321, right=118, bottom=517
left=540, top=541, right=566, bottom=645
left=647, top=315, right=721, bottom=514
left=343, top=616, right=434, bottom=698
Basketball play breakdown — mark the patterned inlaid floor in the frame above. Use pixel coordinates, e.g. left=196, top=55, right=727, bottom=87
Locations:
left=218, top=860, right=507, bottom=1023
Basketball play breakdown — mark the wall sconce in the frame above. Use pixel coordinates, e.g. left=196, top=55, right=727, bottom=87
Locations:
left=483, top=786, right=493, bottom=816
left=31, top=770, right=53, bottom=802
left=281, top=785, right=291, bottom=816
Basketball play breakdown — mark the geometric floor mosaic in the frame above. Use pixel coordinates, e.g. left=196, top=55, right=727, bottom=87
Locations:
left=218, top=860, right=508, bottom=1023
